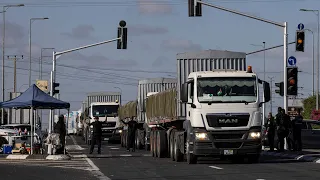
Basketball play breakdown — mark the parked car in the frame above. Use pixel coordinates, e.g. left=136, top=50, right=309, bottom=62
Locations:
left=263, top=119, right=320, bottom=150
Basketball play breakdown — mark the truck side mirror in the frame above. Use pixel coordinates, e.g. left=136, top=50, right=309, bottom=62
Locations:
left=180, top=83, right=188, bottom=103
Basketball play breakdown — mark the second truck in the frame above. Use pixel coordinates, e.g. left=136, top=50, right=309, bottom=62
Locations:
left=118, top=50, right=271, bottom=164
left=81, top=92, right=122, bottom=144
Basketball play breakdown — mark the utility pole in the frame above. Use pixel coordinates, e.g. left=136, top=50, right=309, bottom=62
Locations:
left=7, top=55, right=23, bottom=92
left=268, top=76, right=275, bottom=114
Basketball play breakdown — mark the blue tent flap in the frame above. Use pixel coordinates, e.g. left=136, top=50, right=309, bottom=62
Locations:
left=0, top=84, right=70, bottom=109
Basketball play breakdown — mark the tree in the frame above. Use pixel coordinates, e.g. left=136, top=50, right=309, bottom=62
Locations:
left=0, top=109, right=8, bottom=125
left=302, top=95, right=317, bottom=119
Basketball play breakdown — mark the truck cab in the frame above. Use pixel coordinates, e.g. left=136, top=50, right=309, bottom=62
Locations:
left=84, top=101, right=122, bottom=144
left=180, top=66, right=270, bottom=163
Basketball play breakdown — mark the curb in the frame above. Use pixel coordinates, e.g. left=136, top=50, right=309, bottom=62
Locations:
left=261, top=151, right=320, bottom=163
left=0, top=154, right=71, bottom=160
left=71, top=153, right=152, bottom=158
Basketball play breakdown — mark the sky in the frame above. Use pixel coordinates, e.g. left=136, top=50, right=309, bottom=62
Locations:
left=0, top=0, right=319, bottom=127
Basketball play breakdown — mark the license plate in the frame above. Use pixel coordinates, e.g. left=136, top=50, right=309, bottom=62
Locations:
left=104, top=138, right=109, bottom=140
left=223, top=150, right=233, bottom=155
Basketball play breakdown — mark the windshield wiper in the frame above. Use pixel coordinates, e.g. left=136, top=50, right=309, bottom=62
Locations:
left=230, top=100, right=250, bottom=105
left=206, top=101, right=223, bottom=105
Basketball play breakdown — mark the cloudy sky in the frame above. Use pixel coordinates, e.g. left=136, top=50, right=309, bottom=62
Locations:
left=0, top=0, right=319, bottom=127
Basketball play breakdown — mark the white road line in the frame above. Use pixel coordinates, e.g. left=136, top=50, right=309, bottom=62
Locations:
left=120, top=154, right=132, bottom=157
left=110, top=148, right=120, bottom=150
left=208, top=166, right=223, bottom=170
left=85, top=157, right=111, bottom=180
left=316, top=159, right=320, bottom=163
left=256, top=179, right=266, bottom=180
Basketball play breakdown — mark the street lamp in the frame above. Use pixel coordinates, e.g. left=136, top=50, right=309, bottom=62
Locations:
left=300, top=8, right=319, bottom=110
left=29, top=17, right=49, bottom=87
left=304, top=29, right=315, bottom=96
left=1, top=4, right=24, bottom=125
left=40, top=48, right=54, bottom=79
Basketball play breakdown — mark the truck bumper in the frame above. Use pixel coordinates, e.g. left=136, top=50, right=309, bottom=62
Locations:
left=101, top=130, right=121, bottom=141
left=193, top=140, right=261, bottom=157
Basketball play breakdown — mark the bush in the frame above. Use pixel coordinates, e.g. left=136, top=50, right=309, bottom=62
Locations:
left=302, top=95, right=316, bottom=119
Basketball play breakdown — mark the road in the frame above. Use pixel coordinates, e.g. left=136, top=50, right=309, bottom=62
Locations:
left=0, top=135, right=319, bottom=180
left=68, top=135, right=320, bottom=180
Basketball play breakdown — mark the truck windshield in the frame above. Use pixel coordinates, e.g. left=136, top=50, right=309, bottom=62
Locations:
left=197, top=76, right=257, bottom=103
left=92, top=105, right=119, bottom=117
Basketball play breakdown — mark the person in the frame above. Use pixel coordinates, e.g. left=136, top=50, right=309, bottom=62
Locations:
left=54, top=115, right=66, bottom=154
left=90, top=116, right=103, bottom=154
left=265, top=112, right=276, bottom=151
left=292, top=109, right=303, bottom=151
left=121, top=116, right=138, bottom=152
left=276, top=108, right=290, bottom=152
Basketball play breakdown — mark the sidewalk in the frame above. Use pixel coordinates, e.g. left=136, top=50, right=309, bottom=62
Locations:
left=261, top=147, right=320, bottom=163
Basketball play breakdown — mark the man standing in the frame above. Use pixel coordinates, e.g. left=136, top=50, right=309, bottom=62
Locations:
left=90, top=116, right=103, bottom=154
left=292, top=109, right=303, bottom=151
left=276, top=108, right=290, bottom=152
left=265, top=112, right=276, bottom=151
left=121, top=116, right=138, bottom=152
left=54, top=115, right=66, bottom=154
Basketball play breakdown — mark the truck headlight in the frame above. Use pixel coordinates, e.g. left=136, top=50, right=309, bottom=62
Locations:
left=248, top=132, right=261, bottom=139
left=116, top=130, right=122, bottom=133
left=195, top=132, right=209, bottom=140
left=90, top=125, right=93, bottom=128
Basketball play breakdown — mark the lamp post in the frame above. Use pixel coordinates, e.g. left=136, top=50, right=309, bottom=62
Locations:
left=29, top=17, right=49, bottom=86
left=300, top=9, right=319, bottom=110
left=1, top=4, right=24, bottom=125
left=304, top=29, right=315, bottom=95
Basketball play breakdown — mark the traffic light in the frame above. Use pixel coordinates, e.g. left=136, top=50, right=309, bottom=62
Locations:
left=295, top=30, right=305, bottom=52
left=117, top=20, right=127, bottom=49
left=275, top=82, right=284, bottom=96
left=188, top=0, right=202, bottom=17
left=287, top=67, right=298, bottom=96
left=52, top=82, right=60, bottom=96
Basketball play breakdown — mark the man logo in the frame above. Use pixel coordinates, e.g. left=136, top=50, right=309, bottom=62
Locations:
left=218, top=118, right=238, bottom=124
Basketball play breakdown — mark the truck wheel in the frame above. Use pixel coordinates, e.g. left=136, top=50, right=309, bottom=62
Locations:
left=169, top=130, right=175, bottom=161
left=150, top=131, right=155, bottom=157
left=136, top=133, right=142, bottom=150
left=174, top=133, right=183, bottom=162
left=157, top=130, right=167, bottom=158
left=186, top=140, right=197, bottom=164
left=153, top=131, right=158, bottom=157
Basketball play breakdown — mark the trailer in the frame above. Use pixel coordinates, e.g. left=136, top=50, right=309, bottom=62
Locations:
left=119, top=49, right=271, bottom=164
left=82, top=92, right=122, bottom=144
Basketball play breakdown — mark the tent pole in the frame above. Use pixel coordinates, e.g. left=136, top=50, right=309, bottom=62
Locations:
left=65, top=108, right=69, bottom=155
left=30, top=107, right=33, bottom=155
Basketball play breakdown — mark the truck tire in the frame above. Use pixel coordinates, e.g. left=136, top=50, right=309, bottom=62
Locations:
left=186, top=139, right=197, bottom=164
left=153, top=131, right=158, bottom=157
left=150, top=131, right=155, bottom=157
left=169, top=130, right=175, bottom=161
left=174, top=132, right=183, bottom=162
left=135, top=131, right=142, bottom=150
left=157, top=130, right=167, bottom=158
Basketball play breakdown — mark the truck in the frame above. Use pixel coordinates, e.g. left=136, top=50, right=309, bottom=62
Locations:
left=118, top=78, right=177, bottom=149
left=118, top=50, right=271, bottom=164
left=82, top=92, right=122, bottom=144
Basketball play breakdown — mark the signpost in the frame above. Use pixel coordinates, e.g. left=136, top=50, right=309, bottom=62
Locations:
left=287, top=56, right=297, bottom=66
left=298, top=23, right=304, bottom=31
left=36, top=80, right=48, bottom=92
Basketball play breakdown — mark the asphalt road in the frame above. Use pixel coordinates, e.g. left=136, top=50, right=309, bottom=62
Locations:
left=69, top=135, right=320, bottom=180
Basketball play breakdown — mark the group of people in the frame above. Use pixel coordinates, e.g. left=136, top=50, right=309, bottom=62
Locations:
left=265, top=107, right=303, bottom=152
left=88, top=116, right=138, bottom=154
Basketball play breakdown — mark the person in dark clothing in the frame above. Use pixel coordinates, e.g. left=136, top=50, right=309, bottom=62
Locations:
left=292, top=109, right=303, bottom=151
left=54, top=115, right=66, bottom=154
left=265, top=112, right=276, bottom=151
left=90, top=116, right=103, bottom=154
left=276, top=108, right=291, bottom=152
left=121, top=116, right=138, bottom=152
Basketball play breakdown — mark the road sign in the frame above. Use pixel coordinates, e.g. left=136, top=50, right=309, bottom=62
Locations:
left=288, top=56, right=297, bottom=66
left=36, top=80, right=48, bottom=92
left=298, top=23, right=304, bottom=30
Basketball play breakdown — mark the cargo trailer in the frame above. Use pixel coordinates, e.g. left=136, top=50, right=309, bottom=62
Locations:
left=82, top=92, right=122, bottom=144
left=119, top=49, right=271, bottom=164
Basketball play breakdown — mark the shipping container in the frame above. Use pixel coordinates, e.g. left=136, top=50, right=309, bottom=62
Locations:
left=137, top=78, right=177, bottom=123
left=176, top=50, right=247, bottom=118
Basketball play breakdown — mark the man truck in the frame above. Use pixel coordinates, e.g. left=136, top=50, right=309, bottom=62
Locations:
left=118, top=50, right=270, bottom=164
left=82, top=92, right=122, bottom=145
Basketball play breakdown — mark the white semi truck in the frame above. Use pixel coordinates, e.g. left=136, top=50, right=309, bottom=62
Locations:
left=118, top=50, right=270, bottom=164
left=82, top=92, right=122, bottom=144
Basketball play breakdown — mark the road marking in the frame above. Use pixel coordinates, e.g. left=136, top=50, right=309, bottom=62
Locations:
left=85, top=157, right=111, bottom=180
left=110, top=148, right=120, bottom=150
left=209, top=166, right=223, bottom=170
left=6, top=155, right=29, bottom=159
left=120, top=154, right=132, bottom=157
left=316, top=159, right=320, bottom=163
left=256, top=179, right=266, bottom=180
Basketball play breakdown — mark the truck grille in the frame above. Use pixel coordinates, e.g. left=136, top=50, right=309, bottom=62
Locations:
left=206, top=113, right=250, bottom=127
left=212, top=134, right=244, bottom=139
left=214, top=142, right=242, bottom=149
left=102, top=122, right=116, bottom=128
